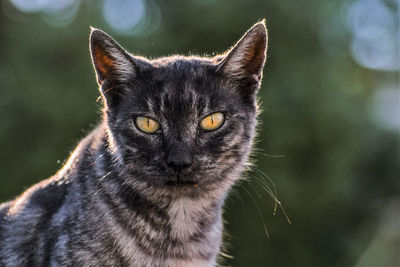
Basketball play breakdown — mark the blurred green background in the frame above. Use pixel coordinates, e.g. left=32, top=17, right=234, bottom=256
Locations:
left=0, top=0, right=399, bottom=266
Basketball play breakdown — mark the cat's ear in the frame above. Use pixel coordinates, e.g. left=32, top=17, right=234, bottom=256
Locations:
left=218, top=21, right=268, bottom=92
left=90, top=28, right=139, bottom=107
left=90, top=28, right=136, bottom=85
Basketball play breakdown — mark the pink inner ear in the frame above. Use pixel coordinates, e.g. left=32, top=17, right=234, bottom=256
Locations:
left=94, top=45, right=115, bottom=79
left=239, top=28, right=267, bottom=75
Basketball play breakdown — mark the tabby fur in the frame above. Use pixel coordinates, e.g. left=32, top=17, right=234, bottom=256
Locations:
left=0, top=21, right=267, bottom=266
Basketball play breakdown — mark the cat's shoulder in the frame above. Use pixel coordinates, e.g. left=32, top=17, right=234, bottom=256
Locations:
left=0, top=201, right=11, bottom=218
left=5, top=176, right=70, bottom=218
left=2, top=123, right=106, bottom=219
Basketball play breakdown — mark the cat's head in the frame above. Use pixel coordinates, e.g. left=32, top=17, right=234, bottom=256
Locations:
left=90, top=22, right=267, bottom=199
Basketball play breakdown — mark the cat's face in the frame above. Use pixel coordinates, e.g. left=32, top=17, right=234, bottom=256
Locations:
left=90, top=23, right=267, bottom=198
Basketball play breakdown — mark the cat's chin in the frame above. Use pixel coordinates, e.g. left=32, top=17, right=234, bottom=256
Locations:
left=159, top=178, right=203, bottom=197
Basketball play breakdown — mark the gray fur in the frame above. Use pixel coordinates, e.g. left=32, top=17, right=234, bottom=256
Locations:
left=0, top=21, right=267, bottom=266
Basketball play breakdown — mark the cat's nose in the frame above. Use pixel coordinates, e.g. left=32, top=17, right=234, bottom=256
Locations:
left=167, top=146, right=192, bottom=171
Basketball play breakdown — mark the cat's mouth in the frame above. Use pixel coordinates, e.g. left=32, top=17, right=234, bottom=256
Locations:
left=165, top=180, right=198, bottom=187
left=164, top=171, right=198, bottom=188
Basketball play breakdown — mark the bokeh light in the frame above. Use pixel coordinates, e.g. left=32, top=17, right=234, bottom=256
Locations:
left=10, top=0, right=77, bottom=13
left=9, top=0, right=79, bottom=26
left=347, top=0, right=399, bottom=71
left=10, top=0, right=49, bottom=13
left=102, top=0, right=145, bottom=33
left=8, top=0, right=156, bottom=34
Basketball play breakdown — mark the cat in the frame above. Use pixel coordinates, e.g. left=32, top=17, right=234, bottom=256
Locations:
left=0, top=21, right=267, bottom=267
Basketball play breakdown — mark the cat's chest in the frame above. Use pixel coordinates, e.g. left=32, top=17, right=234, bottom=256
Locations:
left=95, top=196, right=223, bottom=265
left=165, top=198, right=223, bottom=263
left=166, top=258, right=215, bottom=267
left=168, top=198, right=212, bottom=239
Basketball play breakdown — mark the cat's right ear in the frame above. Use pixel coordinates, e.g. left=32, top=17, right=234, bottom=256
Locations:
left=90, top=28, right=137, bottom=107
left=90, top=28, right=135, bottom=85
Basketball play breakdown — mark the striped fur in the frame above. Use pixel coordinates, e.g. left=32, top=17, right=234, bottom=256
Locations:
left=0, top=21, right=267, bottom=266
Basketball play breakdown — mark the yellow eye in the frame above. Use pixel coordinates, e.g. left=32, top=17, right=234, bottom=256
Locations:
left=135, top=117, right=160, bottom=133
left=200, top=112, right=224, bottom=131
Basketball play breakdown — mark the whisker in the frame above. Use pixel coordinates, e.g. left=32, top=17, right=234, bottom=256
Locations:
left=93, top=171, right=113, bottom=197
left=245, top=168, right=278, bottom=201
left=245, top=173, right=280, bottom=213
left=251, top=171, right=280, bottom=214
left=246, top=166, right=292, bottom=224
left=89, top=153, right=105, bottom=166
left=241, top=185, right=270, bottom=239
left=252, top=147, right=287, bottom=159
left=252, top=167, right=278, bottom=197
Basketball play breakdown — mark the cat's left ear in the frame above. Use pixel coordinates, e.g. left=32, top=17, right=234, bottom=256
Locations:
left=218, top=21, right=268, bottom=93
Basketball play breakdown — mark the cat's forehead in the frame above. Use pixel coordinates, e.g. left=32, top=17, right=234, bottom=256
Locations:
left=152, top=56, right=217, bottom=82
left=121, top=56, right=239, bottom=117
left=150, top=56, right=217, bottom=72
left=143, top=57, right=223, bottom=102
